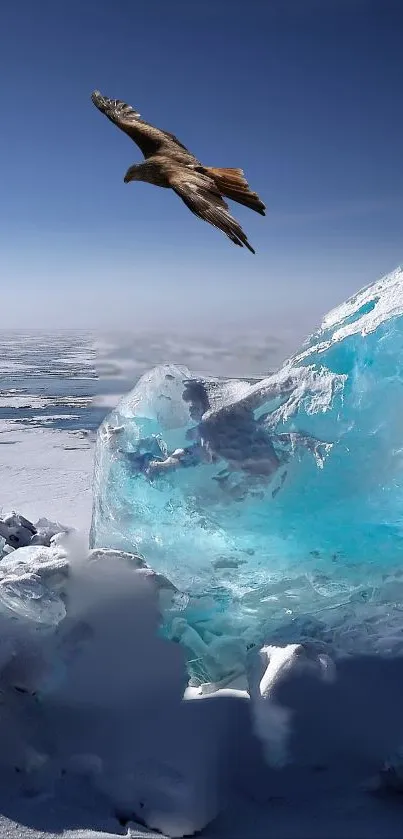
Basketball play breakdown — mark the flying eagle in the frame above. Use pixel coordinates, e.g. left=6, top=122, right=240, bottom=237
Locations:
left=91, top=91, right=265, bottom=253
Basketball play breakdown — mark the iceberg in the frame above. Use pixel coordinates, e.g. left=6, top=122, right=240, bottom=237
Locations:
left=91, top=267, right=403, bottom=683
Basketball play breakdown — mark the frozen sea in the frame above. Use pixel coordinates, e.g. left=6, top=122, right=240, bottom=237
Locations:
left=0, top=330, right=103, bottom=432
left=0, top=331, right=101, bottom=531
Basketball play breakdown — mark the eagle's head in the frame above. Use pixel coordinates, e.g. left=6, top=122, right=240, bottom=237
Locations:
left=123, top=164, right=141, bottom=184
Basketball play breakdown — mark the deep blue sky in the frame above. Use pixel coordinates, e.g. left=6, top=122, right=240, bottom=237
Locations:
left=1, top=0, right=402, bottom=340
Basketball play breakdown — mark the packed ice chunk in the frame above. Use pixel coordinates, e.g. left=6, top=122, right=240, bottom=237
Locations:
left=91, top=267, right=403, bottom=682
left=0, top=512, right=72, bottom=558
left=0, top=545, right=69, bottom=625
left=0, top=513, right=38, bottom=552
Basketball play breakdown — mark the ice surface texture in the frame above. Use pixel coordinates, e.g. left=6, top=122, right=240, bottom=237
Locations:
left=91, top=267, right=403, bottom=681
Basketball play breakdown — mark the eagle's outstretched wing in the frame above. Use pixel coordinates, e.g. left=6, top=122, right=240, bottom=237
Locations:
left=91, top=91, right=193, bottom=160
left=169, top=169, right=255, bottom=253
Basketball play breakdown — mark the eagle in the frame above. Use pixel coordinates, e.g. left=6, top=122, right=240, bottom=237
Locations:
left=91, top=91, right=265, bottom=254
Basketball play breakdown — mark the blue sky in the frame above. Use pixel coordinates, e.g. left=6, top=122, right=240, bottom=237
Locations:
left=1, top=0, right=402, bottom=339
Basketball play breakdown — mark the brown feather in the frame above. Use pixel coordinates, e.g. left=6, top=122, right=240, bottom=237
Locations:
left=91, top=91, right=197, bottom=163
left=168, top=169, right=255, bottom=253
left=202, top=167, right=266, bottom=216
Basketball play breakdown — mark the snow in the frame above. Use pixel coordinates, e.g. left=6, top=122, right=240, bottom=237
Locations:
left=0, top=424, right=92, bottom=534
left=0, top=396, right=90, bottom=409
left=0, top=536, right=252, bottom=837
left=0, top=530, right=403, bottom=838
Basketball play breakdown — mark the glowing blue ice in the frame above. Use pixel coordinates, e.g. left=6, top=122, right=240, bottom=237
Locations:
left=91, top=268, right=403, bottom=682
